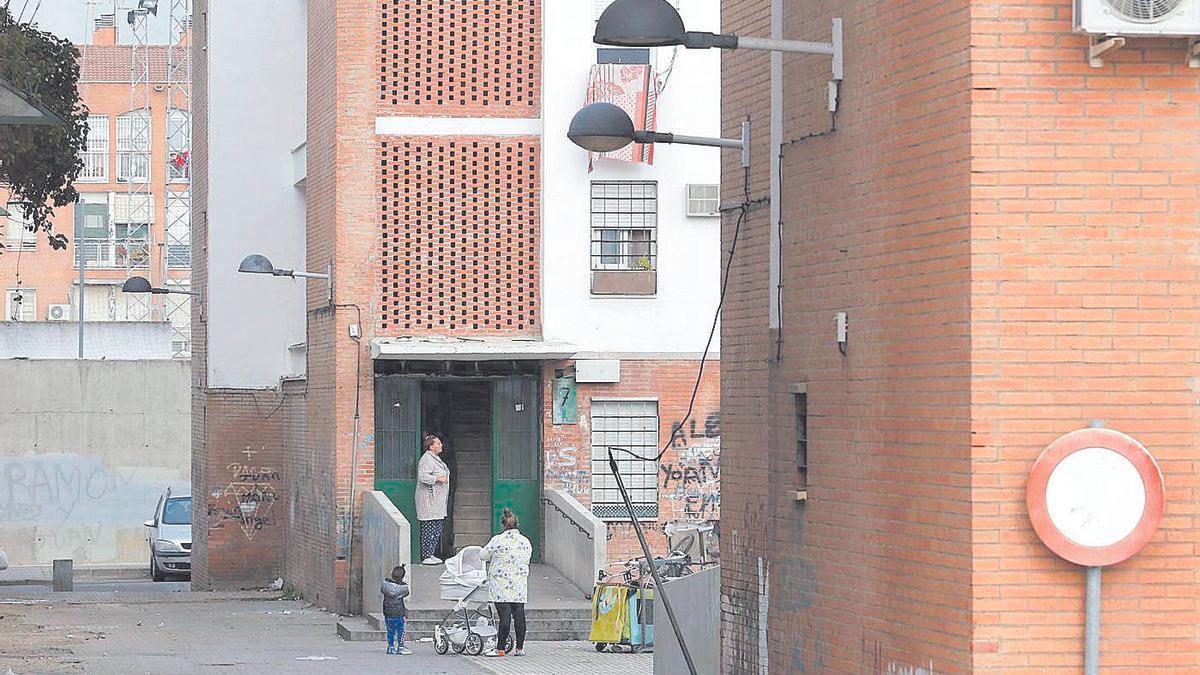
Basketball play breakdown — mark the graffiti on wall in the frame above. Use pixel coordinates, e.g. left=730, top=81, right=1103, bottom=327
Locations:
left=207, top=447, right=281, bottom=540
left=662, top=412, right=721, bottom=521
left=545, top=443, right=590, bottom=497
left=0, top=453, right=183, bottom=564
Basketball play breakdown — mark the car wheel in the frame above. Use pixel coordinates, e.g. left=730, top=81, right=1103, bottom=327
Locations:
left=151, top=554, right=165, bottom=582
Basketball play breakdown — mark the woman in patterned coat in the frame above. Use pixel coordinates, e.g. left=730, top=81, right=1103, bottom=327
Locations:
left=415, top=433, right=450, bottom=564
left=480, top=507, right=532, bottom=657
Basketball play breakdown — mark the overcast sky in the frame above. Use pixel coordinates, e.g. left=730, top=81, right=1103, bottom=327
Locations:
left=13, top=0, right=174, bottom=44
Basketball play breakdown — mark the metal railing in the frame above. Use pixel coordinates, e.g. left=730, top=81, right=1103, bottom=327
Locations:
left=74, top=238, right=151, bottom=268
left=544, top=496, right=594, bottom=541
left=78, top=151, right=108, bottom=182
left=116, top=152, right=151, bottom=182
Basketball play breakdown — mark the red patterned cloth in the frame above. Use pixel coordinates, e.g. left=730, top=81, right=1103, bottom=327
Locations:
left=584, top=64, right=659, bottom=168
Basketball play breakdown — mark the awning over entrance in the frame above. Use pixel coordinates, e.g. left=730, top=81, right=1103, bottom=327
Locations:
left=370, top=336, right=577, bottom=361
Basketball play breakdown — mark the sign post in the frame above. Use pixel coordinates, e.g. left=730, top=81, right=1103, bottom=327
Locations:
left=1026, top=425, right=1164, bottom=674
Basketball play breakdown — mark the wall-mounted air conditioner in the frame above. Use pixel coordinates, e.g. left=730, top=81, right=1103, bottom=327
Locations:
left=1075, top=0, right=1199, bottom=36
left=47, top=304, right=72, bottom=321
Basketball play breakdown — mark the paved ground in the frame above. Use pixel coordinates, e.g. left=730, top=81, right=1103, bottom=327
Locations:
left=0, top=583, right=651, bottom=675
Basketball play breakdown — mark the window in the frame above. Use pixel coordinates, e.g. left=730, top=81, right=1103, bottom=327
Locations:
left=162, top=497, right=192, bottom=525
left=590, top=181, right=657, bottom=272
left=597, top=48, right=650, bottom=64
left=796, top=391, right=808, bottom=488
left=116, top=109, right=151, bottom=182
left=79, top=115, right=109, bottom=181
left=165, top=192, right=190, bottom=269
left=111, top=193, right=152, bottom=269
left=591, top=400, right=659, bottom=521
left=165, top=278, right=192, bottom=357
left=167, top=109, right=190, bottom=182
left=5, top=203, right=35, bottom=251
left=686, top=184, right=720, bottom=217
left=5, top=288, right=36, bottom=322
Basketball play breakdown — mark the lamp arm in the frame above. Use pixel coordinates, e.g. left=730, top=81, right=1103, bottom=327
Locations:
left=633, top=119, right=751, bottom=168
left=682, top=19, right=844, bottom=81
left=291, top=270, right=331, bottom=280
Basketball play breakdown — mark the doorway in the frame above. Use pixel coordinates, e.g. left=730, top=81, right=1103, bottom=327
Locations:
left=373, top=368, right=542, bottom=563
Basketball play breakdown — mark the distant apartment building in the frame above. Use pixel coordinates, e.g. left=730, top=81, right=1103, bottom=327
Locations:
left=0, top=15, right=192, bottom=357
left=191, top=0, right=722, bottom=609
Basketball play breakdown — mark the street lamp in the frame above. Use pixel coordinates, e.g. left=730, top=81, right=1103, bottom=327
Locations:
left=121, top=275, right=200, bottom=297
left=238, top=254, right=333, bottom=303
left=568, top=101, right=750, bottom=167
left=595, top=0, right=843, bottom=80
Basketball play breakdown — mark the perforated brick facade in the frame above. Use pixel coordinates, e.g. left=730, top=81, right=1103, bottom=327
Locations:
left=378, top=137, right=540, bottom=335
left=379, top=0, right=540, bottom=116
left=721, top=0, right=1200, bottom=672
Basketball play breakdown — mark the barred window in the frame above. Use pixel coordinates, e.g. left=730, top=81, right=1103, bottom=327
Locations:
left=590, top=181, right=657, bottom=272
left=591, top=399, right=659, bottom=521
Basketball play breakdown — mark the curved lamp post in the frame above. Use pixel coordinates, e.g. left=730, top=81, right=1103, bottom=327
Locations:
left=596, top=0, right=842, bottom=80
left=568, top=101, right=750, bottom=168
left=238, top=254, right=333, bottom=303
left=122, top=275, right=200, bottom=298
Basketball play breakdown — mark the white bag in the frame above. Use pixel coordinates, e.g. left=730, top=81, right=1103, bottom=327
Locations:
left=0, top=546, right=8, bottom=571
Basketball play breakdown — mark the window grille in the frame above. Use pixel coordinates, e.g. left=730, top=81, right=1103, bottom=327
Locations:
left=591, top=399, right=659, bottom=521
left=590, top=181, right=657, bottom=272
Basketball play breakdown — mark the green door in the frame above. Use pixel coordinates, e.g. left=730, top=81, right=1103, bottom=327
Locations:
left=374, top=376, right=422, bottom=557
left=492, top=377, right=542, bottom=562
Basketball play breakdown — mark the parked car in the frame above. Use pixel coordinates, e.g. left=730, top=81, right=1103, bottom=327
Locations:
left=145, top=490, right=192, bottom=581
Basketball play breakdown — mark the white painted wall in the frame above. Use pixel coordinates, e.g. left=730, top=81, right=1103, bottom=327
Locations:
left=205, top=0, right=308, bottom=388
left=542, top=0, right=723, bottom=355
left=0, top=360, right=190, bottom=566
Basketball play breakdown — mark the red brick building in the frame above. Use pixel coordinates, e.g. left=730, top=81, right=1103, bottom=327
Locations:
left=720, top=0, right=1200, bottom=671
left=0, top=16, right=192, bottom=354
left=192, top=1, right=723, bottom=610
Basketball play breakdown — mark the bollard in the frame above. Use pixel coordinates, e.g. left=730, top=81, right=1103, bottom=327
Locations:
left=52, top=559, right=73, bottom=592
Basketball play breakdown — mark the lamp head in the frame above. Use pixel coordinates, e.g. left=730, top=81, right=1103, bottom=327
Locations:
left=121, top=276, right=154, bottom=294
left=568, top=102, right=637, bottom=153
left=238, top=254, right=276, bottom=275
left=594, top=0, right=687, bottom=47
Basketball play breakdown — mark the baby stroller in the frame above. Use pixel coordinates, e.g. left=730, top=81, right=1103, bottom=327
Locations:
left=431, top=548, right=513, bottom=656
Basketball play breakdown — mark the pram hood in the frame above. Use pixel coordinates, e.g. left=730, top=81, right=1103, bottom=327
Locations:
left=440, top=545, right=487, bottom=588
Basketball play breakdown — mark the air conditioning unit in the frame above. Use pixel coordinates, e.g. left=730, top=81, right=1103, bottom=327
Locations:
left=47, top=304, right=72, bottom=321
left=1075, top=0, right=1200, bottom=36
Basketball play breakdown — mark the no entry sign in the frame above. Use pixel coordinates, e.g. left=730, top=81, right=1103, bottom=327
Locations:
left=1026, top=427, right=1164, bottom=567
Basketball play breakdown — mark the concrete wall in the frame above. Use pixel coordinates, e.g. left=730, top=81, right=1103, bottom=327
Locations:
left=360, top=491, right=410, bottom=618
left=541, top=0, right=723, bottom=354
left=0, top=360, right=190, bottom=566
left=654, top=566, right=721, bottom=675
left=204, top=0, right=307, bottom=388
left=543, top=489, right=606, bottom=595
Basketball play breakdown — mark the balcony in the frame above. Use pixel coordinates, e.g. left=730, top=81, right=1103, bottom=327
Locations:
left=78, top=151, right=108, bottom=182
left=74, top=238, right=151, bottom=269
left=116, top=152, right=151, bottom=183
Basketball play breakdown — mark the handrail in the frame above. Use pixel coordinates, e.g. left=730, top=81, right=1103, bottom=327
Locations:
left=543, top=496, right=593, bottom=541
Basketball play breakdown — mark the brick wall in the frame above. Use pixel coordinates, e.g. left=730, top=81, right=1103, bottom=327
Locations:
left=970, top=2, right=1200, bottom=670
left=378, top=137, right=541, bottom=336
left=542, top=360, right=720, bottom=564
left=721, top=0, right=976, bottom=672
left=189, top=0, right=210, bottom=590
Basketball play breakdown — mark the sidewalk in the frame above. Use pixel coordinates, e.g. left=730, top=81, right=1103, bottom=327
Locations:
left=0, top=563, right=147, bottom=586
left=466, top=642, right=652, bottom=675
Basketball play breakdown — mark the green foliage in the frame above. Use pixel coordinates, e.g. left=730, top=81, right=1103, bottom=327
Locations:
left=0, top=5, right=89, bottom=252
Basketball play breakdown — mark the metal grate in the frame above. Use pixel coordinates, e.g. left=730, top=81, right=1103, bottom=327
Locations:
left=590, top=181, right=657, bottom=271
left=79, top=115, right=109, bottom=182
left=379, top=0, right=541, bottom=116
left=591, top=400, right=659, bottom=521
left=1102, top=0, right=1185, bottom=21
left=116, top=110, right=151, bottom=182
left=5, top=203, right=36, bottom=251
left=379, top=138, right=540, bottom=334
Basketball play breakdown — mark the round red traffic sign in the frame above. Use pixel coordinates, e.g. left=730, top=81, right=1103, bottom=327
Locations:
left=1027, top=428, right=1164, bottom=567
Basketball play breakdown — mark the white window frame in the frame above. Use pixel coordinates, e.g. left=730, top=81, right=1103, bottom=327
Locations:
left=5, top=203, right=36, bottom=251
left=590, top=181, right=658, bottom=272
left=79, top=114, right=110, bottom=182
left=5, top=288, right=36, bottom=322
left=166, top=108, right=190, bottom=183
left=685, top=184, right=720, bottom=217
left=116, top=109, right=151, bottom=182
left=590, top=398, right=660, bottom=521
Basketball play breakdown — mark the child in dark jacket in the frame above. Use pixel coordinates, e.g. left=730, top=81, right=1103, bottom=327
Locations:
left=381, top=565, right=411, bottom=655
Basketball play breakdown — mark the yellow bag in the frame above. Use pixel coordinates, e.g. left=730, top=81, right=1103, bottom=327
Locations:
left=588, top=584, right=628, bottom=643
